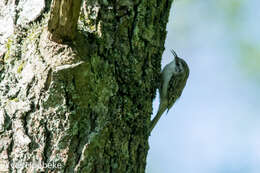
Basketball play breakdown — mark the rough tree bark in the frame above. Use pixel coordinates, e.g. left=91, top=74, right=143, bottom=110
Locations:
left=0, top=0, right=173, bottom=172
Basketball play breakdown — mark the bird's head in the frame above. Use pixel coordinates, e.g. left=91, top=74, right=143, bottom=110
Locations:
left=170, top=49, right=189, bottom=76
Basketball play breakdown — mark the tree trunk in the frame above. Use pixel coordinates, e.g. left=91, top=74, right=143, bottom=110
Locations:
left=0, top=0, right=173, bottom=172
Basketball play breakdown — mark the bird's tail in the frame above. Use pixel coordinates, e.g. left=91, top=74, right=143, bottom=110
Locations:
left=150, top=102, right=167, bottom=132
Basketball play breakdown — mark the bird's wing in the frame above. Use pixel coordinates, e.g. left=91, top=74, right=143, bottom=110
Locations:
left=167, top=74, right=184, bottom=110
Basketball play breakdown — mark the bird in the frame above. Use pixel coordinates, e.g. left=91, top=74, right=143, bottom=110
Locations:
left=150, top=49, right=189, bottom=132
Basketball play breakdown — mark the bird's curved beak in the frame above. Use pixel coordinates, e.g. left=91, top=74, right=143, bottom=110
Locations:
left=170, top=49, right=178, bottom=59
left=170, top=49, right=180, bottom=65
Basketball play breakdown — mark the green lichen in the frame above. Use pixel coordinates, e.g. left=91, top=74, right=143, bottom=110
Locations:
left=27, top=22, right=42, bottom=41
left=17, top=61, right=25, bottom=73
left=4, top=37, right=13, bottom=62
left=12, top=98, right=19, bottom=102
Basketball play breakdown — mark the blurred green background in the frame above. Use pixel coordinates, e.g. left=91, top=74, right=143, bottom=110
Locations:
left=147, top=0, right=260, bottom=172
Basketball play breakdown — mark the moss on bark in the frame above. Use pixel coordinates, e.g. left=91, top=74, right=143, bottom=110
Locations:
left=0, top=0, right=173, bottom=172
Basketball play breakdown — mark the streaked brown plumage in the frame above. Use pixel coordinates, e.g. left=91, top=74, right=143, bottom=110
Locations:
left=150, top=49, right=189, bottom=132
